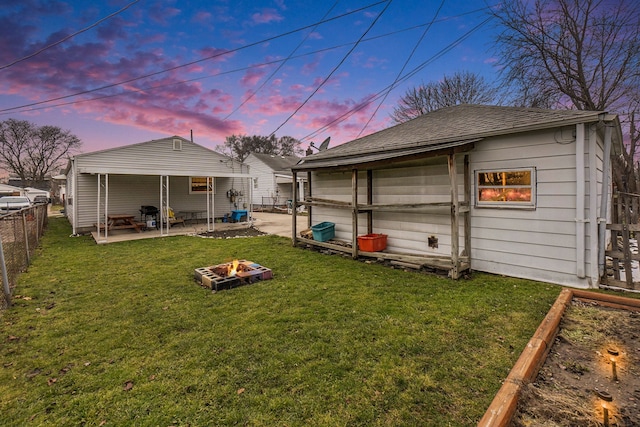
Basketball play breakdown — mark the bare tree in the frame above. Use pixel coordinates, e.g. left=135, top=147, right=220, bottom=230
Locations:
left=491, top=0, right=640, bottom=191
left=217, top=134, right=302, bottom=163
left=0, top=119, right=81, bottom=186
left=390, top=71, right=498, bottom=124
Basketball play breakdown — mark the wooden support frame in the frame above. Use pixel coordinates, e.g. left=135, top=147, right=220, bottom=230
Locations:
left=351, top=168, right=358, bottom=259
left=292, top=149, right=473, bottom=279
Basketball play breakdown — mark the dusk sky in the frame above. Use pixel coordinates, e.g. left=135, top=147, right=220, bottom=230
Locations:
left=0, top=0, right=499, bottom=155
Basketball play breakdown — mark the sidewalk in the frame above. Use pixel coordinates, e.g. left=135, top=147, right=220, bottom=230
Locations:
left=251, top=212, right=309, bottom=238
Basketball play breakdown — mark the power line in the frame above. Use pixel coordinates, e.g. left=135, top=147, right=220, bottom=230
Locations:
left=223, top=2, right=340, bottom=121
left=0, top=1, right=387, bottom=114
left=0, top=0, right=140, bottom=71
left=300, top=16, right=493, bottom=143
left=356, top=0, right=445, bottom=138
left=1, top=5, right=495, bottom=116
left=269, top=0, right=393, bottom=137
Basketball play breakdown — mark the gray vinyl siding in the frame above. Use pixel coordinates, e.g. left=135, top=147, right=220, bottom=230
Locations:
left=311, top=156, right=465, bottom=256
left=73, top=138, right=244, bottom=176
left=73, top=174, right=247, bottom=231
left=245, top=157, right=280, bottom=207
left=245, top=155, right=295, bottom=207
left=469, top=126, right=599, bottom=287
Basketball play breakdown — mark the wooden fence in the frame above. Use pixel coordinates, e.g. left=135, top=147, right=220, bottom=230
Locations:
left=604, top=192, right=640, bottom=290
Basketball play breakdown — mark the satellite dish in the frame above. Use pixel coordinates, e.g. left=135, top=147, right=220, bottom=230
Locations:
left=318, top=137, right=330, bottom=151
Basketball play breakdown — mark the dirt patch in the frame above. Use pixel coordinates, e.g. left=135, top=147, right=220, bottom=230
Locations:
left=512, top=300, right=640, bottom=426
left=198, top=227, right=266, bottom=239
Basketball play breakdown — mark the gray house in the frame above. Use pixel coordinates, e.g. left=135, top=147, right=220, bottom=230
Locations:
left=244, top=153, right=304, bottom=209
left=65, top=136, right=252, bottom=239
left=291, top=104, right=623, bottom=288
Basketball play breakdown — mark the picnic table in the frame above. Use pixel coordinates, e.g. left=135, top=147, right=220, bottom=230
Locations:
left=106, top=214, right=142, bottom=232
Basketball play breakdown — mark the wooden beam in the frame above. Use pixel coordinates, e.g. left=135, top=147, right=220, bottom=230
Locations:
left=449, top=153, right=460, bottom=279
left=292, top=170, right=298, bottom=246
left=307, top=171, right=312, bottom=228
left=352, top=168, right=359, bottom=259
left=367, top=169, right=373, bottom=234
left=294, top=237, right=470, bottom=273
left=463, top=154, right=471, bottom=258
left=291, top=141, right=476, bottom=173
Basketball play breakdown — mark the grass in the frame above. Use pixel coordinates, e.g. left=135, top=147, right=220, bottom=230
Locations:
left=0, top=217, right=563, bottom=426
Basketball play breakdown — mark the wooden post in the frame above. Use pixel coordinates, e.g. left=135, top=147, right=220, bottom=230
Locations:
left=292, top=171, right=298, bottom=246
left=463, top=155, right=471, bottom=258
left=367, top=169, right=373, bottom=234
left=448, top=153, right=460, bottom=279
left=22, top=211, right=30, bottom=265
left=307, top=171, right=313, bottom=229
left=352, top=168, right=359, bottom=259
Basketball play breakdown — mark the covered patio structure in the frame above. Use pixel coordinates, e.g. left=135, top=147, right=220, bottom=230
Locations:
left=65, top=136, right=253, bottom=243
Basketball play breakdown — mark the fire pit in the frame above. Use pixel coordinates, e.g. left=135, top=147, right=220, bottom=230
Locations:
left=194, top=259, right=272, bottom=291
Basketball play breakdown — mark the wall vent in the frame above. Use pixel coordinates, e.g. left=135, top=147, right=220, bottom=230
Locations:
left=173, top=138, right=182, bottom=151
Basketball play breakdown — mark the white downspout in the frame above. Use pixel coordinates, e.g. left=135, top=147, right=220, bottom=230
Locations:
left=575, top=123, right=586, bottom=278
left=588, top=125, right=598, bottom=284
left=598, top=123, right=613, bottom=277
left=71, top=159, right=78, bottom=235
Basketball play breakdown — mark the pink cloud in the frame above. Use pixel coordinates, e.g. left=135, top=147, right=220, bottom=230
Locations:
left=241, top=66, right=269, bottom=87
left=251, top=8, right=284, bottom=24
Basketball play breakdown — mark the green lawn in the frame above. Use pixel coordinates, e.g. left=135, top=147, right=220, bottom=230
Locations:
left=1, top=217, right=562, bottom=426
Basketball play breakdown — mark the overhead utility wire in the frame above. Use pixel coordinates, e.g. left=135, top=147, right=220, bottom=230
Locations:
left=301, top=16, right=493, bottom=143
left=0, top=24, right=434, bottom=116
left=0, top=0, right=387, bottom=113
left=223, top=1, right=340, bottom=121
left=0, top=0, right=140, bottom=71
left=269, top=0, right=393, bottom=137
left=1, top=5, right=495, bottom=116
left=356, top=0, right=445, bottom=138
left=1, top=6, right=496, bottom=118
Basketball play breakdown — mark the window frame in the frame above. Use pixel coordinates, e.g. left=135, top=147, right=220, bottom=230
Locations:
left=189, top=177, right=215, bottom=194
left=475, top=167, right=537, bottom=209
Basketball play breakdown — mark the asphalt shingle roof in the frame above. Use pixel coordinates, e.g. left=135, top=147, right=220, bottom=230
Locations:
left=294, top=104, right=608, bottom=170
left=250, top=153, right=300, bottom=174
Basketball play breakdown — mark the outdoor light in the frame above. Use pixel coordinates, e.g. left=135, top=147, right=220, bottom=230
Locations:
left=610, top=357, right=618, bottom=381
left=602, top=402, right=610, bottom=427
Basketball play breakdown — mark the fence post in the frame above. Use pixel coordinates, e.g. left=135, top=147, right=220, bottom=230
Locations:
left=22, top=211, right=30, bottom=265
left=0, top=235, right=11, bottom=307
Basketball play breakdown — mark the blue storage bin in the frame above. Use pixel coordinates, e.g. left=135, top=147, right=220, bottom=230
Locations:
left=231, top=210, right=248, bottom=222
left=311, top=221, right=335, bottom=242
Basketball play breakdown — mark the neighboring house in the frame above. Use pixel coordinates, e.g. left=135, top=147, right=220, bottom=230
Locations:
left=291, top=104, right=623, bottom=288
left=244, top=153, right=305, bottom=209
left=0, top=183, right=25, bottom=197
left=24, top=187, right=50, bottom=202
left=65, top=136, right=252, bottom=237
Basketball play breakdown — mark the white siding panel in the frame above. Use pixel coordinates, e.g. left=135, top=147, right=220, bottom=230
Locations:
left=469, top=127, right=584, bottom=286
left=311, top=157, right=465, bottom=256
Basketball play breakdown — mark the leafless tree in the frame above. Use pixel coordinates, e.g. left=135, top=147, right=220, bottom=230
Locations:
left=390, top=71, right=498, bottom=124
left=491, top=0, right=640, bottom=191
left=0, top=119, right=81, bottom=186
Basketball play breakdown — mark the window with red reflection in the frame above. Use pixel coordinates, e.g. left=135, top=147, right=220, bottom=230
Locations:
left=476, top=169, right=535, bottom=207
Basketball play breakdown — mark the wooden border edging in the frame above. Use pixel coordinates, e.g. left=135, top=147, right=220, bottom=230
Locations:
left=477, top=288, right=640, bottom=426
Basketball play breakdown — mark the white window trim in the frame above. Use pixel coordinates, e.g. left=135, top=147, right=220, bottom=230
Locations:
left=475, top=167, right=537, bottom=209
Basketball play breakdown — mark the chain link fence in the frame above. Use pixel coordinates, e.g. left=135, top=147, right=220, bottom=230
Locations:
left=1, top=205, right=49, bottom=309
